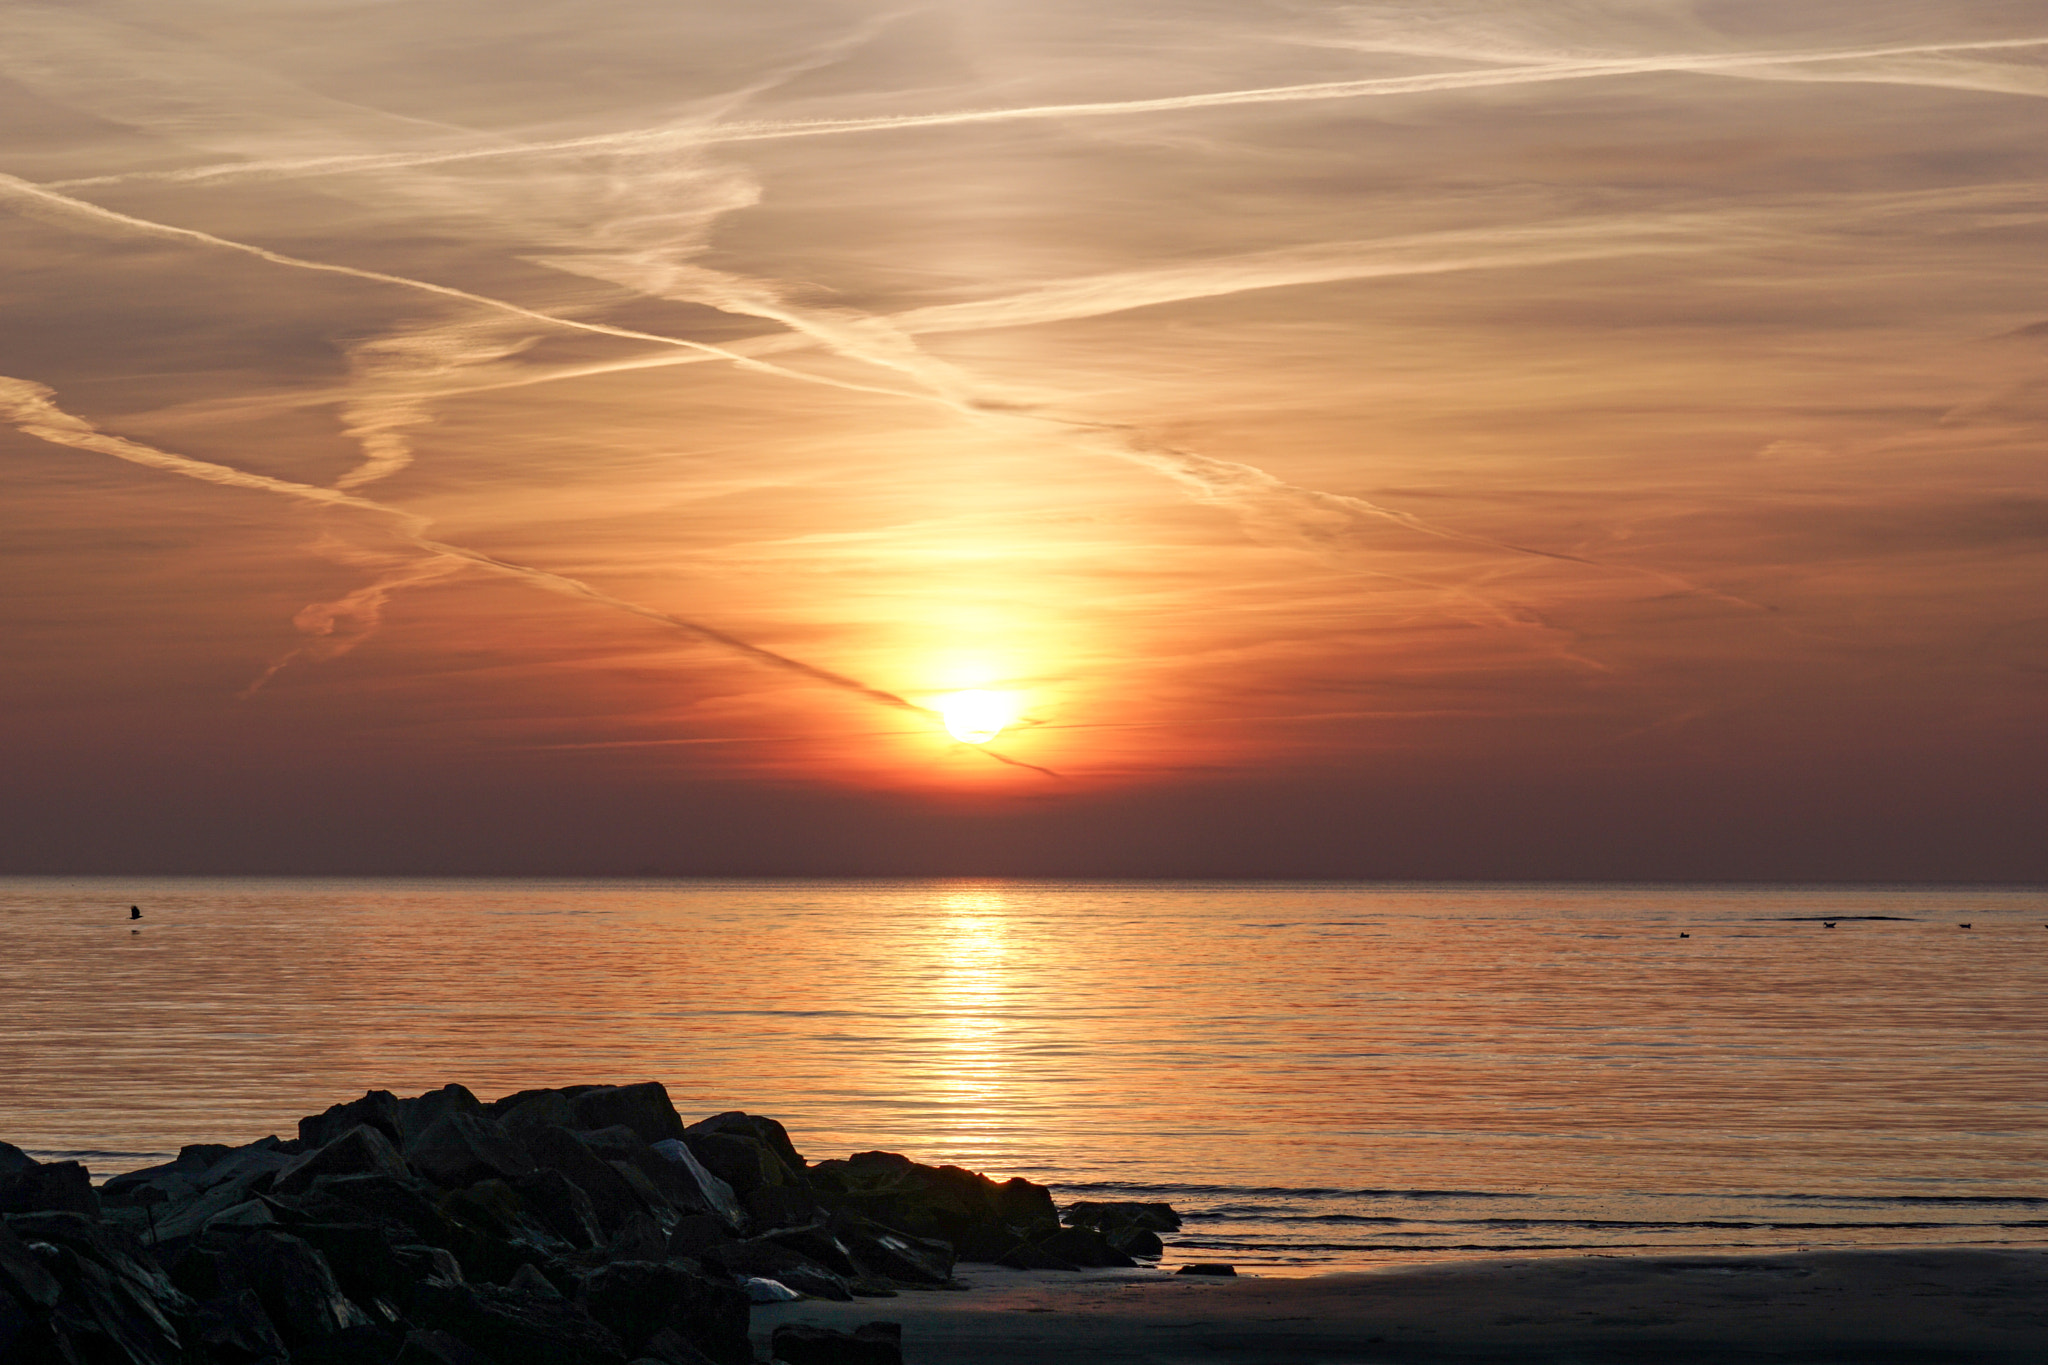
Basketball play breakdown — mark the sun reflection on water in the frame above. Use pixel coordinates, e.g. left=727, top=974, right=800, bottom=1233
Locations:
left=928, top=891, right=1016, bottom=1153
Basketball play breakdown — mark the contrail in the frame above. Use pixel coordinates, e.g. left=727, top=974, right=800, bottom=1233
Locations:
left=3, top=140, right=1753, bottom=610
left=44, top=35, right=2048, bottom=192
left=0, top=376, right=932, bottom=716
left=0, top=172, right=927, bottom=410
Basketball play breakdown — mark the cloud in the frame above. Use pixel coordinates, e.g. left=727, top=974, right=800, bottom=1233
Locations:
left=0, top=375, right=930, bottom=714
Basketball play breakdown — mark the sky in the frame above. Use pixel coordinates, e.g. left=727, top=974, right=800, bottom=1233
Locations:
left=2, top=0, right=2044, bottom=879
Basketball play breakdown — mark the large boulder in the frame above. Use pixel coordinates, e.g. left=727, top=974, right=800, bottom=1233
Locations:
left=404, top=1111, right=535, bottom=1189
left=806, top=1152, right=1057, bottom=1260
left=823, top=1213, right=955, bottom=1288
left=310, top=1173, right=462, bottom=1250
left=185, top=1283, right=290, bottom=1363
left=410, top=1278, right=629, bottom=1365
left=396, top=1085, right=486, bottom=1145
left=512, top=1169, right=604, bottom=1249
left=1061, top=1200, right=1180, bottom=1233
left=566, top=1084, right=687, bottom=1146
left=648, top=1140, right=745, bottom=1229
left=213, top=1228, right=374, bottom=1347
left=0, top=1141, right=39, bottom=1176
left=0, top=1159, right=100, bottom=1216
left=701, top=1235, right=854, bottom=1299
left=0, top=1219, right=64, bottom=1312
left=679, top=1132, right=778, bottom=1196
left=300, top=1091, right=406, bottom=1149
left=686, top=1113, right=809, bottom=1179
left=581, top=1259, right=750, bottom=1365
left=519, top=1126, right=663, bottom=1234
left=11, top=1211, right=194, bottom=1365
left=272, top=1125, right=411, bottom=1197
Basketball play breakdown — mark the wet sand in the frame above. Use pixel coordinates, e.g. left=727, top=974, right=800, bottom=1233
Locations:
left=751, top=1249, right=2048, bottom=1363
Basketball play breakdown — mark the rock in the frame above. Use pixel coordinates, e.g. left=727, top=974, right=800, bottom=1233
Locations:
left=742, top=1276, right=801, bottom=1303
left=759, top=1227, right=860, bottom=1279
left=1106, top=1226, right=1164, bottom=1258
left=486, top=1085, right=602, bottom=1120
left=493, top=1089, right=583, bottom=1135
left=605, top=1159, right=677, bottom=1222
left=648, top=1140, right=745, bottom=1229
left=1175, top=1262, right=1236, bottom=1276
left=580, top=1128, right=703, bottom=1214
left=395, top=1085, right=485, bottom=1145
left=0, top=1219, right=65, bottom=1311
left=7, top=1210, right=185, bottom=1308
left=521, top=1126, right=662, bottom=1234
left=396, top=1326, right=496, bottom=1365
left=301, top=1091, right=406, bottom=1149
left=388, top=1243, right=465, bottom=1293
left=567, top=1084, right=688, bottom=1146
left=411, top=1279, right=629, bottom=1365
left=397, top=1326, right=497, bottom=1365
left=768, top=1321, right=903, bottom=1365
left=272, top=1125, right=411, bottom=1197
left=217, top=1229, right=374, bottom=1346
left=664, top=1213, right=734, bottom=1258
left=679, top=1132, right=791, bottom=1196
left=1035, top=1224, right=1135, bottom=1269
left=0, top=1140, right=39, bottom=1176
left=1061, top=1200, right=1181, bottom=1232
left=806, top=1153, right=1056, bottom=1260
left=187, top=1284, right=290, bottom=1363
left=993, top=1241, right=1080, bottom=1272
left=404, top=1111, right=536, bottom=1189
left=580, top=1259, right=751, bottom=1365
left=824, top=1214, right=955, bottom=1287
left=13, top=1212, right=194, bottom=1365
left=508, top=1262, right=563, bottom=1298
left=312, top=1173, right=462, bottom=1251
left=0, top=1160, right=101, bottom=1216
left=290, top=1222, right=414, bottom=1320
left=194, top=1143, right=295, bottom=1198
left=289, top=1322, right=407, bottom=1365
left=439, top=1180, right=566, bottom=1256
left=25, top=1239, right=188, bottom=1365
left=700, top=1240, right=852, bottom=1300
left=604, top=1210, right=669, bottom=1263
left=202, top=1198, right=281, bottom=1234
left=685, top=1113, right=810, bottom=1178
left=744, top=1185, right=820, bottom=1228
left=513, top=1168, right=605, bottom=1249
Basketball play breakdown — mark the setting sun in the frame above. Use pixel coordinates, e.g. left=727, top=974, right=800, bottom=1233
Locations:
left=938, top=690, right=1018, bottom=745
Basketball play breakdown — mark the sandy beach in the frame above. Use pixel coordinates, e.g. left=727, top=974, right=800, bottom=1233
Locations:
left=753, top=1250, right=2048, bottom=1364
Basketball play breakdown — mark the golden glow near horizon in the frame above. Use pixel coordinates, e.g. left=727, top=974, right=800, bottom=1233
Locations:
left=938, top=690, right=1019, bottom=745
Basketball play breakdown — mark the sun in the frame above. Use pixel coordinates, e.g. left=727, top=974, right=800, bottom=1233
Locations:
left=937, top=689, right=1018, bottom=744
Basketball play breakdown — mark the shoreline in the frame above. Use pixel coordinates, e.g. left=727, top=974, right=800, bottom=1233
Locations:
left=756, top=1248, right=2048, bottom=1363
left=8, top=1083, right=2044, bottom=1363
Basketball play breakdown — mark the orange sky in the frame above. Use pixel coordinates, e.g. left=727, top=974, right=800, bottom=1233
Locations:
left=2, top=1, right=2044, bottom=877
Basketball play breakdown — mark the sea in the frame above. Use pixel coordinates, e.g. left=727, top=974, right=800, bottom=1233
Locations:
left=3, top=878, right=2044, bottom=1275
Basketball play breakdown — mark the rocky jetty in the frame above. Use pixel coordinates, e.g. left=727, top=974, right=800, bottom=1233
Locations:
left=0, top=1083, right=1171, bottom=1364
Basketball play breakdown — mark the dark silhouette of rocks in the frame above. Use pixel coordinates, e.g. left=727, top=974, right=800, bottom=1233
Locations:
left=1, top=1082, right=1177, bottom=1363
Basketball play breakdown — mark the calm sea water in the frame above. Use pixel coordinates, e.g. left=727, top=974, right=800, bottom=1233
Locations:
left=3, top=878, right=2044, bottom=1274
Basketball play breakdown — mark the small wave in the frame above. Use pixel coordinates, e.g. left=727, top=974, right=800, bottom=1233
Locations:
left=1055, top=1181, right=1529, bottom=1200
left=24, top=1149, right=170, bottom=1162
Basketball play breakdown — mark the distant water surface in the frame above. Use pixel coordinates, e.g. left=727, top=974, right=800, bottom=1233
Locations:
left=3, top=878, right=2044, bottom=1273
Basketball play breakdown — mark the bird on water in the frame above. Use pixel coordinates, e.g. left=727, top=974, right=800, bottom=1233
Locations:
left=129, top=906, right=142, bottom=920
